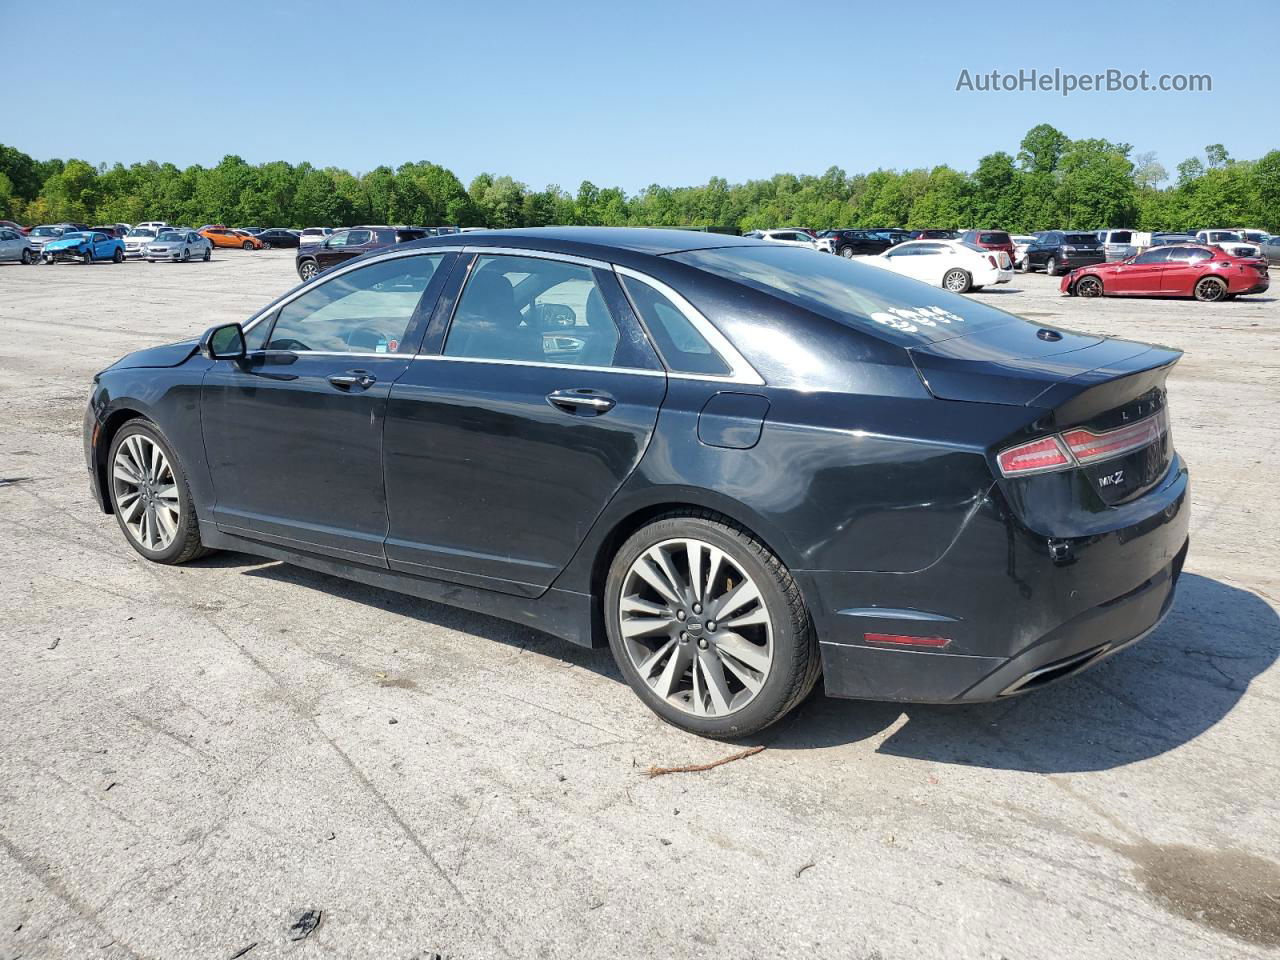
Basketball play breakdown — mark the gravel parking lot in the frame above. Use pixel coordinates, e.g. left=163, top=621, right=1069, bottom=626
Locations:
left=1, top=249, right=1278, bottom=959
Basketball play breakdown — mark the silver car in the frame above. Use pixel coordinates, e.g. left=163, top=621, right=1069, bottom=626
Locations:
left=0, top=227, right=37, bottom=263
left=144, top=229, right=212, bottom=263
left=26, top=224, right=74, bottom=251
left=123, top=227, right=159, bottom=258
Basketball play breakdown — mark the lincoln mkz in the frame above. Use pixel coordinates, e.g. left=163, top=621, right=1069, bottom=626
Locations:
left=84, top=228, right=1189, bottom=736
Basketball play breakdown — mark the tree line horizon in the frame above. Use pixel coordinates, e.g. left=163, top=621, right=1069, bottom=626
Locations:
left=2, top=124, right=1277, bottom=235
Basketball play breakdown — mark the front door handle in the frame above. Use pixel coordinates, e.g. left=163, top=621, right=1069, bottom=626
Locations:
left=547, top=389, right=616, bottom=415
left=328, top=370, right=377, bottom=390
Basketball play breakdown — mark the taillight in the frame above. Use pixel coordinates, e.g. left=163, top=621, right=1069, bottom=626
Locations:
left=997, top=410, right=1168, bottom=477
left=987, top=255, right=997, bottom=268
left=997, top=436, right=1071, bottom=475
left=1061, top=409, right=1168, bottom=464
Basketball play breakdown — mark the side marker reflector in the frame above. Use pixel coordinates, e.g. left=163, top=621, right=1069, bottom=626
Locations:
left=865, top=633, right=952, bottom=649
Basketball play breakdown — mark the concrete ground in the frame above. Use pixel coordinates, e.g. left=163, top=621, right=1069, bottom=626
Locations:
left=1, top=248, right=1278, bottom=960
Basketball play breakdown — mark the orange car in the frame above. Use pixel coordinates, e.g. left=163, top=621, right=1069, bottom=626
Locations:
left=200, top=226, right=264, bottom=250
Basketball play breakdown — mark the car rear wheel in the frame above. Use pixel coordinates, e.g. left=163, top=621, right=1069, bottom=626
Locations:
left=261, top=241, right=271, bottom=249
left=20, top=249, right=33, bottom=264
left=942, top=268, right=971, bottom=293
left=1076, top=275, right=1103, bottom=298
left=203, top=246, right=211, bottom=261
left=107, top=420, right=212, bottom=565
left=605, top=512, right=820, bottom=738
left=1046, top=257, right=1059, bottom=276
left=1194, top=276, right=1227, bottom=302
left=298, top=259, right=319, bottom=281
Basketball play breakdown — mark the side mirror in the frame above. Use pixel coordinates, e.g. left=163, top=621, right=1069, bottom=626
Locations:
left=200, top=322, right=246, bottom=360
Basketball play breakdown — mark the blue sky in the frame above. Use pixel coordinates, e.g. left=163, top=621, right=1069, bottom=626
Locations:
left=5, top=2, right=1276, bottom=191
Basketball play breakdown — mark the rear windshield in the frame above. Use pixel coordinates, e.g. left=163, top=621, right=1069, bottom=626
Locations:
left=1065, top=233, right=1100, bottom=244
left=671, top=245, right=1016, bottom=345
left=979, top=232, right=1010, bottom=243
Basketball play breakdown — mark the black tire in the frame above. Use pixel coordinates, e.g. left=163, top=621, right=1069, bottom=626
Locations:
left=1194, top=276, right=1227, bottom=302
left=203, top=246, right=211, bottom=261
left=83, top=248, right=94, bottom=264
left=839, top=246, right=854, bottom=259
left=107, top=419, right=212, bottom=565
left=242, top=240, right=253, bottom=250
left=181, top=247, right=190, bottom=262
left=261, top=241, right=271, bottom=249
left=1076, top=275, right=1104, bottom=298
left=20, top=249, right=33, bottom=264
left=1020, top=256, right=1033, bottom=274
left=112, top=247, right=123, bottom=263
left=604, top=511, right=820, bottom=738
left=942, top=268, right=971, bottom=293
left=1046, top=257, right=1058, bottom=276
left=298, top=259, right=319, bottom=281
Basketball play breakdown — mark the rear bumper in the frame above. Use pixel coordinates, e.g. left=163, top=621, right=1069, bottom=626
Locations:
left=802, top=459, right=1190, bottom=703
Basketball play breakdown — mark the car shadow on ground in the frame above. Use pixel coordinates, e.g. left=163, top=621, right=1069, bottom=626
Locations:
left=208, top=558, right=1274, bottom=773
left=764, top=573, right=1278, bottom=773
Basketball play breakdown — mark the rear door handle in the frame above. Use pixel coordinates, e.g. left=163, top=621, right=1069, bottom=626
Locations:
left=546, top=389, right=616, bottom=415
left=328, top=370, right=377, bottom=390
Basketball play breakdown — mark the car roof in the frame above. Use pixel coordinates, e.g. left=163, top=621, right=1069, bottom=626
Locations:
left=401, top=226, right=765, bottom=260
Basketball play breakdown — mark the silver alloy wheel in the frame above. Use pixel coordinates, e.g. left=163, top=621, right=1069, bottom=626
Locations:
left=840, top=246, right=854, bottom=258
left=618, top=537, right=773, bottom=717
left=943, top=269, right=968, bottom=292
left=111, top=434, right=181, bottom=551
left=1046, top=257, right=1057, bottom=276
left=300, top=260, right=318, bottom=280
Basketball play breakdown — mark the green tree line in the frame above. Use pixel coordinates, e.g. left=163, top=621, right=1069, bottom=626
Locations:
left=3, top=124, right=1278, bottom=234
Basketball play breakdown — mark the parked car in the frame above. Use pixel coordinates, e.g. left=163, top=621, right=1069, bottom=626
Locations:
left=1195, top=230, right=1262, bottom=260
left=256, top=228, right=301, bottom=249
left=742, top=229, right=819, bottom=250
left=144, top=229, right=213, bottom=263
left=137, top=221, right=169, bottom=232
left=1009, top=234, right=1037, bottom=267
left=0, top=226, right=37, bottom=263
left=123, top=227, right=160, bottom=258
left=1019, top=231, right=1105, bottom=275
left=0, top=219, right=29, bottom=235
left=27, top=224, right=77, bottom=251
left=820, top=229, right=893, bottom=258
left=909, top=229, right=960, bottom=241
left=299, top=227, right=335, bottom=246
left=1236, top=229, right=1271, bottom=245
left=1062, top=244, right=1269, bottom=302
left=83, top=227, right=1190, bottom=737
left=234, top=226, right=264, bottom=235
left=1096, top=229, right=1143, bottom=262
left=91, top=224, right=128, bottom=239
left=959, top=230, right=1017, bottom=265
left=201, top=226, right=265, bottom=250
left=1149, top=233, right=1199, bottom=247
left=295, top=225, right=429, bottom=280
left=866, top=239, right=1012, bottom=292
left=40, top=230, right=125, bottom=264
left=1260, top=235, right=1280, bottom=266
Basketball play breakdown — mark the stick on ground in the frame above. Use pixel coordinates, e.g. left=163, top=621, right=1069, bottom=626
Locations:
left=645, top=745, right=765, bottom=778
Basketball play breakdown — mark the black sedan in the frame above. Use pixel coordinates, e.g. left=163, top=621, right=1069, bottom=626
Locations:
left=83, top=228, right=1189, bottom=737
left=256, top=228, right=301, bottom=249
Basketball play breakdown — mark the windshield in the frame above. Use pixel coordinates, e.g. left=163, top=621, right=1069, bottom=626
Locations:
left=127, top=228, right=155, bottom=238
left=671, top=245, right=1017, bottom=344
left=31, top=227, right=63, bottom=237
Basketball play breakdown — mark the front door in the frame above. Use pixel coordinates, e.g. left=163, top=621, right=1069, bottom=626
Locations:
left=200, top=251, right=453, bottom=562
left=383, top=252, right=666, bottom=594
left=1110, top=247, right=1171, bottom=294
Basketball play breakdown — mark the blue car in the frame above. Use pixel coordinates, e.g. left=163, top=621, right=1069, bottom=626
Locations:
left=41, top=230, right=125, bottom=264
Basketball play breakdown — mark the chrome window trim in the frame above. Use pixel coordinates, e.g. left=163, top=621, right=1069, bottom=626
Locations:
left=612, top=265, right=765, bottom=386
left=410, top=354, right=665, bottom=377
left=461, top=245, right=611, bottom=270
left=240, top=246, right=464, bottom=334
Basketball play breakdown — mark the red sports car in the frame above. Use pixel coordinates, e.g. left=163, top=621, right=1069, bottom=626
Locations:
left=1061, top=243, right=1269, bottom=302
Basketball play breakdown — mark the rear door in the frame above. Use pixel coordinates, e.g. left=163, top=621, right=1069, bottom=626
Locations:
left=1159, top=246, right=1214, bottom=294
left=200, top=251, right=454, bottom=562
left=382, top=251, right=666, bottom=594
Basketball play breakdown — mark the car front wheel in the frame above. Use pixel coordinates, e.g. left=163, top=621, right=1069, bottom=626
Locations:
left=298, top=259, right=319, bottom=281
left=20, top=249, right=33, bottom=264
left=107, top=420, right=211, bottom=565
left=604, top=512, right=820, bottom=738
left=203, top=246, right=211, bottom=261
left=242, top=240, right=253, bottom=250
left=1076, top=275, right=1104, bottom=298
left=839, top=246, right=854, bottom=258
left=942, top=268, right=971, bottom=293
left=83, top=249, right=94, bottom=264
